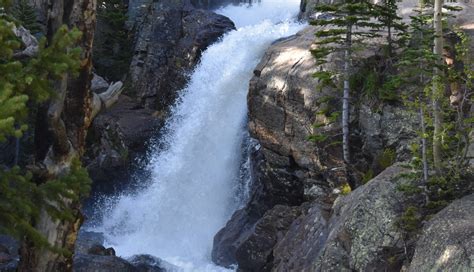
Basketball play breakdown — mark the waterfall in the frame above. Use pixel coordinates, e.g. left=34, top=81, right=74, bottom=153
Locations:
left=96, top=1, right=304, bottom=270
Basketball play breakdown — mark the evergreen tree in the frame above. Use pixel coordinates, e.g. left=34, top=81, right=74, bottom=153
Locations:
left=432, top=0, right=444, bottom=172
left=389, top=6, right=436, bottom=185
left=94, top=0, right=132, bottom=81
left=11, top=0, right=41, bottom=34
left=0, top=2, right=91, bottom=251
left=374, top=0, right=407, bottom=60
left=310, top=0, right=383, bottom=184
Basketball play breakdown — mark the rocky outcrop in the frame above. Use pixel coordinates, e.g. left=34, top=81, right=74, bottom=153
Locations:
left=409, top=194, right=474, bottom=272
left=84, top=96, right=163, bottom=184
left=73, top=231, right=173, bottom=272
left=214, top=23, right=419, bottom=269
left=273, top=164, right=412, bottom=272
left=215, top=164, right=414, bottom=271
left=74, top=254, right=172, bottom=272
left=74, top=255, right=137, bottom=272
left=235, top=205, right=304, bottom=272
left=129, top=0, right=235, bottom=110
left=212, top=147, right=305, bottom=267
left=248, top=26, right=339, bottom=196
left=248, top=24, right=418, bottom=192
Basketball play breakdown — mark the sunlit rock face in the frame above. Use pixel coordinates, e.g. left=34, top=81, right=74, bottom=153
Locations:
left=409, top=194, right=474, bottom=272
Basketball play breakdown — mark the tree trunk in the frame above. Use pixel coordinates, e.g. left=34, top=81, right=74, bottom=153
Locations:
left=420, top=105, right=429, bottom=183
left=18, top=0, right=97, bottom=271
left=432, top=0, right=444, bottom=172
left=342, top=24, right=352, bottom=175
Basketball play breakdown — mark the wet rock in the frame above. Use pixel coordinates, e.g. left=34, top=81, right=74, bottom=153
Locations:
left=73, top=253, right=174, bottom=272
left=212, top=148, right=304, bottom=267
left=87, top=245, right=116, bottom=256
left=235, top=205, right=303, bottom=272
left=128, top=254, right=176, bottom=272
left=129, top=0, right=235, bottom=110
left=409, top=194, right=474, bottom=272
left=75, top=231, right=105, bottom=255
left=73, top=254, right=137, bottom=272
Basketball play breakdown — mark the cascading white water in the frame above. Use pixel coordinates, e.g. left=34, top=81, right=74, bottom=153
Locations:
left=97, top=1, right=304, bottom=270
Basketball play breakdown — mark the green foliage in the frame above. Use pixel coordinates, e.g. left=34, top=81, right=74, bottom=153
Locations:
left=349, top=59, right=400, bottom=103
left=10, top=0, right=41, bottom=34
left=308, top=133, right=329, bottom=143
left=339, top=182, right=352, bottom=195
left=310, top=0, right=383, bottom=71
left=94, top=0, right=132, bottom=81
left=397, top=182, right=423, bottom=196
left=0, top=9, right=90, bottom=253
left=0, top=19, right=81, bottom=142
left=397, top=206, right=421, bottom=233
left=0, top=159, right=91, bottom=254
left=374, top=0, right=407, bottom=57
left=378, top=148, right=396, bottom=169
left=361, top=169, right=374, bottom=184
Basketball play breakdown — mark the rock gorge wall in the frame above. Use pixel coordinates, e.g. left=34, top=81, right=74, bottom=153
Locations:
left=212, top=1, right=474, bottom=271
left=85, top=0, right=235, bottom=184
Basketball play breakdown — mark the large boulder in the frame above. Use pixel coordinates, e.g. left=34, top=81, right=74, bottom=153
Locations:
left=84, top=96, right=163, bottom=185
left=271, top=204, right=328, bottom=271
left=73, top=231, right=173, bottom=272
left=129, top=0, right=235, bottom=110
left=73, top=254, right=137, bottom=272
left=234, top=205, right=304, bottom=272
left=271, top=165, right=412, bottom=272
left=73, top=254, right=173, bottom=272
left=409, top=194, right=474, bottom=272
left=75, top=231, right=106, bottom=255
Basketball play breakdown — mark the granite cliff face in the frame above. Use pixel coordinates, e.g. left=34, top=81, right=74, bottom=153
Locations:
left=212, top=1, right=474, bottom=271
left=213, top=24, right=420, bottom=270
left=128, top=0, right=235, bottom=111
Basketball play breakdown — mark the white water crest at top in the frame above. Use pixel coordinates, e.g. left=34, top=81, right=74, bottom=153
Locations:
left=98, top=1, right=304, bottom=271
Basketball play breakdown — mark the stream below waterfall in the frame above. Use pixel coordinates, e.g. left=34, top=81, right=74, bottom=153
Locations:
left=88, top=1, right=305, bottom=271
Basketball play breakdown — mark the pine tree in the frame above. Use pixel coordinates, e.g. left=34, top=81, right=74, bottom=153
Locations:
left=310, top=0, right=383, bottom=184
left=94, top=0, right=132, bottom=81
left=11, top=0, right=41, bottom=34
left=374, top=0, right=407, bottom=60
left=389, top=6, right=437, bottom=185
left=0, top=1, right=91, bottom=252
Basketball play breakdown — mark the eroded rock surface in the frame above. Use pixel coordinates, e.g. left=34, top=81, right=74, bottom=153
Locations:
left=235, top=205, right=304, bottom=272
left=270, top=165, right=411, bottom=272
left=409, top=194, right=474, bottom=272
